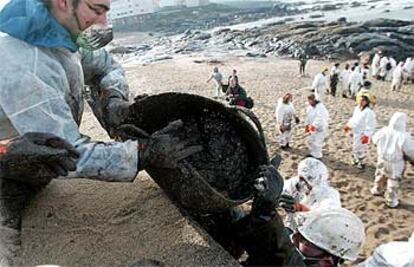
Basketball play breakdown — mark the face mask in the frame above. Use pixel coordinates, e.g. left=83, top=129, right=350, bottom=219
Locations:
left=76, top=25, right=113, bottom=51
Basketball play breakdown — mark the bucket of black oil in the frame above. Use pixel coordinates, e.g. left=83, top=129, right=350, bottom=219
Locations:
left=121, top=92, right=269, bottom=213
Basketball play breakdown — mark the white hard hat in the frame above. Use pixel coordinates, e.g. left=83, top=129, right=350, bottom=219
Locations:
left=296, top=208, right=365, bottom=261
left=297, top=157, right=329, bottom=186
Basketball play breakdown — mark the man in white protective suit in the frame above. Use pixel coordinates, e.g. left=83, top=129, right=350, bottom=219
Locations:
left=338, top=63, right=351, bottom=98
left=349, top=66, right=364, bottom=98
left=305, top=94, right=329, bottom=159
left=391, top=62, right=404, bottom=92
left=311, top=67, right=329, bottom=101
left=371, top=112, right=414, bottom=208
left=371, top=50, right=382, bottom=79
left=344, top=94, right=377, bottom=169
left=279, top=157, right=341, bottom=231
left=275, top=93, right=300, bottom=150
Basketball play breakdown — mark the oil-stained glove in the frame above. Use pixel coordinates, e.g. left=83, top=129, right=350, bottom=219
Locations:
left=253, top=165, right=284, bottom=206
left=0, top=133, right=79, bottom=183
left=279, top=194, right=310, bottom=213
left=103, top=98, right=131, bottom=137
left=279, top=194, right=296, bottom=213
left=115, top=120, right=203, bottom=171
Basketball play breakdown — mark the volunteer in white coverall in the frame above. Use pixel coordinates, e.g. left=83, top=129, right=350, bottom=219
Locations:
left=0, top=0, right=200, bottom=266
left=305, top=94, right=329, bottom=159
left=206, top=66, right=224, bottom=98
left=371, top=51, right=382, bottom=78
left=311, top=68, right=329, bottom=101
left=275, top=93, right=300, bottom=150
left=280, top=158, right=341, bottom=231
left=391, top=62, right=404, bottom=91
left=339, top=63, right=351, bottom=98
left=349, top=66, right=364, bottom=97
left=371, top=112, right=414, bottom=208
left=344, top=95, right=377, bottom=169
left=358, top=232, right=414, bottom=267
left=403, top=57, right=414, bottom=83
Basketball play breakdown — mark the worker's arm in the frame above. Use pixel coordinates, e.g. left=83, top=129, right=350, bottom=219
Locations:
left=364, top=110, right=377, bottom=138
left=0, top=66, right=138, bottom=182
left=312, top=105, right=328, bottom=131
left=81, top=48, right=130, bottom=137
left=275, top=102, right=284, bottom=125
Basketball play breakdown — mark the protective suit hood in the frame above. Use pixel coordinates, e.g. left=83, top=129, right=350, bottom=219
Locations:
left=0, top=0, right=78, bottom=52
left=389, top=112, right=406, bottom=132
left=297, top=158, right=329, bottom=186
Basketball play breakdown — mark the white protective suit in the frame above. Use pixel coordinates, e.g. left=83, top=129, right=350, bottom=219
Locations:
left=358, top=232, right=414, bottom=267
left=349, top=68, right=363, bottom=96
left=311, top=73, right=328, bottom=101
left=372, top=112, right=414, bottom=207
left=392, top=62, right=404, bottom=91
left=306, top=102, right=329, bottom=158
left=275, top=98, right=296, bottom=146
left=347, top=106, right=377, bottom=162
left=339, top=68, right=351, bottom=97
left=0, top=38, right=139, bottom=182
left=283, top=158, right=341, bottom=230
left=371, top=53, right=381, bottom=77
left=387, top=57, right=397, bottom=81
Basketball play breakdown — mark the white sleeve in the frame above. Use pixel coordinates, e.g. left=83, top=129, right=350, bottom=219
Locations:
left=275, top=101, right=284, bottom=124
left=364, top=110, right=377, bottom=138
left=0, top=64, right=138, bottom=182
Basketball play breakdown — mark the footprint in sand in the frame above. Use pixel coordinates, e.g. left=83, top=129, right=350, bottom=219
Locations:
left=374, top=226, right=390, bottom=238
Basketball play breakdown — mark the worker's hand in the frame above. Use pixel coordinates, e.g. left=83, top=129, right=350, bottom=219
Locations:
left=295, top=117, right=300, bottom=124
left=343, top=125, right=351, bottom=133
left=279, top=125, right=285, bottom=133
left=0, top=133, right=79, bottom=183
left=253, top=165, right=284, bottom=206
left=361, top=135, right=370, bottom=144
left=279, top=194, right=310, bottom=213
left=305, top=124, right=316, bottom=133
left=103, top=98, right=131, bottom=137
left=115, top=120, right=203, bottom=171
left=279, top=194, right=296, bottom=212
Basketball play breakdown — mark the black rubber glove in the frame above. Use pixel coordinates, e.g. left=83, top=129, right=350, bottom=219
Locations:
left=0, top=133, right=79, bottom=183
left=253, top=165, right=284, bottom=206
left=295, top=116, right=300, bottom=124
left=279, top=194, right=297, bottom=213
left=115, top=120, right=202, bottom=171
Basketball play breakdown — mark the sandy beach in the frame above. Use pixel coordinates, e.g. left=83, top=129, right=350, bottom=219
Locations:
left=21, top=55, right=414, bottom=266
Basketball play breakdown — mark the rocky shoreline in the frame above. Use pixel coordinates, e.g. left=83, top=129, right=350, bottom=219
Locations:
left=111, top=18, right=414, bottom=64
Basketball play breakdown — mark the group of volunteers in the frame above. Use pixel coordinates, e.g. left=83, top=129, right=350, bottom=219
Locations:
left=273, top=52, right=414, bottom=266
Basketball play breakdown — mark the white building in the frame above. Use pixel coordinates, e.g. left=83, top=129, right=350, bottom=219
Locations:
left=185, top=0, right=209, bottom=7
left=159, top=0, right=208, bottom=8
left=109, top=0, right=159, bottom=21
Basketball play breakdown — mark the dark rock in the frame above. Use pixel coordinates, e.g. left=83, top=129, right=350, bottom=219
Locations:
left=363, top=19, right=411, bottom=28
left=321, top=4, right=340, bottom=11
left=309, top=14, right=325, bottom=19
left=403, top=6, right=413, bottom=10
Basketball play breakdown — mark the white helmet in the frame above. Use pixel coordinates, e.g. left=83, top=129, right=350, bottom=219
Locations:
left=296, top=208, right=365, bottom=261
left=297, top=158, right=329, bottom=186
